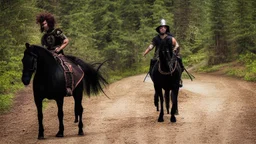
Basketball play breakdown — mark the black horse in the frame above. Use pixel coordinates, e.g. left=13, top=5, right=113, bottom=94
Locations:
left=150, top=38, right=182, bottom=123
left=21, top=43, right=108, bottom=139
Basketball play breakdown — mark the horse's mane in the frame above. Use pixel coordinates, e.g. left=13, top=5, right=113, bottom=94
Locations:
left=30, top=45, right=55, bottom=57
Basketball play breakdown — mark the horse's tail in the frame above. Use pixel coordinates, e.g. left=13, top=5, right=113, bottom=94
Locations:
left=65, top=55, right=108, bottom=96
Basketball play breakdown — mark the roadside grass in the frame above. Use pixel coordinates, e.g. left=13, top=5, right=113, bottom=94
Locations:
left=0, top=82, right=23, bottom=114
left=107, top=65, right=148, bottom=83
left=197, top=61, right=256, bottom=82
left=42, top=99, right=49, bottom=110
left=0, top=94, right=14, bottom=114
left=198, top=63, right=230, bottom=73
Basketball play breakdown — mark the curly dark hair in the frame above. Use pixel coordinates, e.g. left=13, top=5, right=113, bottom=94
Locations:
left=36, top=12, right=56, bottom=32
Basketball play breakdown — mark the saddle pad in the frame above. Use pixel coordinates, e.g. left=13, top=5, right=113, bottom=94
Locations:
left=56, top=55, right=84, bottom=89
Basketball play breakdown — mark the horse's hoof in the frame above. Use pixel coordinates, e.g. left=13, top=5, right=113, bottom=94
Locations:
left=78, top=130, right=84, bottom=136
left=158, top=118, right=164, bottom=122
left=74, top=119, right=78, bottom=123
left=56, top=132, right=64, bottom=137
left=38, top=135, right=44, bottom=140
left=175, top=110, right=179, bottom=115
left=170, top=116, right=176, bottom=123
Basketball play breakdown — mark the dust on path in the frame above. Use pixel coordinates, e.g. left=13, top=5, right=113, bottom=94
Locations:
left=0, top=73, right=255, bottom=144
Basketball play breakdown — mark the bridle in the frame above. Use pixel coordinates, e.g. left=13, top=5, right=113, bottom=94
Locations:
left=158, top=49, right=177, bottom=75
left=24, top=51, right=38, bottom=72
left=158, top=60, right=177, bottom=75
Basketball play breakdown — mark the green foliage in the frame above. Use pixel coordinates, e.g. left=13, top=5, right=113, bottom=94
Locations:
left=42, top=99, right=49, bottom=110
left=238, top=52, right=256, bottom=81
left=0, top=94, right=13, bottom=113
left=198, top=63, right=229, bottom=73
left=226, top=0, right=256, bottom=55
left=0, top=0, right=41, bottom=112
left=239, top=52, right=256, bottom=70
left=207, top=0, right=230, bottom=64
left=226, top=69, right=245, bottom=78
left=244, top=73, right=256, bottom=81
left=197, top=52, right=256, bottom=82
left=0, top=71, right=23, bottom=94
left=184, top=50, right=207, bottom=67
left=108, top=63, right=148, bottom=83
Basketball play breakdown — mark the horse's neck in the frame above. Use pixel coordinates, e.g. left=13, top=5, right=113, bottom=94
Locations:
left=36, top=48, right=60, bottom=73
left=159, top=59, right=170, bottom=72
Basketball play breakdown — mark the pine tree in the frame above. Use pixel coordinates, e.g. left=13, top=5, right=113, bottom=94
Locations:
left=208, top=0, right=229, bottom=65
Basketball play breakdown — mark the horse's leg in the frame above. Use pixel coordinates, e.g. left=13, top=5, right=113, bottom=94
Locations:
left=154, top=92, right=159, bottom=111
left=170, top=88, right=179, bottom=123
left=74, top=98, right=78, bottom=123
left=155, top=86, right=164, bottom=122
left=175, top=94, right=179, bottom=116
left=73, top=84, right=84, bottom=135
left=35, top=98, right=44, bottom=139
left=165, top=90, right=170, bottom=114
left=55, top=98, right=64, bottom=137
left=171, top=90, right=179, bottom=115
left=74, top=112, right=78, bottom=123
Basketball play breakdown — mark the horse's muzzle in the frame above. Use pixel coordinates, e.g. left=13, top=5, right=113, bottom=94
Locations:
left=21, top=75, right=31, bottom=86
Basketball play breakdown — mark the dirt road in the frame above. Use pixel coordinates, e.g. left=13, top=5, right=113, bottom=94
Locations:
left=0, top=73, right=256, bottom=144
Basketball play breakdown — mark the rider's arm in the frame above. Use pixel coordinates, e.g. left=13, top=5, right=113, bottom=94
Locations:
left=55, top=38, right=69, bottom=53
left=55, top=29, right=69, bottom=53
left=172, top=37, right=180, bottom=53
left=143, top=43, right=154, bottom=57
left=41, top=35, right=46, bottom=47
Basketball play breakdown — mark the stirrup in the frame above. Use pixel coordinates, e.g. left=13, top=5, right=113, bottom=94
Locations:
left=66, top=88, right=73, bottom=96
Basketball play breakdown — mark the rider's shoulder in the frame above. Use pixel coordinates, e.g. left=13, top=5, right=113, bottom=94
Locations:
left=54, top=28, right=63, bottom=35
left=167, top=32, right=174, bottom=37
left=152, top=35, right=160, bottom=41
left=167, top=33, right=174, bottom=38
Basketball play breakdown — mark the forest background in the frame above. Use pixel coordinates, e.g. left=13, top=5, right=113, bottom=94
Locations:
left=0, top=0, right=256, bottom=112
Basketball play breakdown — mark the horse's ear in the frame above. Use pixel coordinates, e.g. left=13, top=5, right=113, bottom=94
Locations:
left=25, top=43, right=30, bottom=49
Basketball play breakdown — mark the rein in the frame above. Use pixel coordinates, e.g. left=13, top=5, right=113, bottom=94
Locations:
left=158, top=59, right=177, bottom=75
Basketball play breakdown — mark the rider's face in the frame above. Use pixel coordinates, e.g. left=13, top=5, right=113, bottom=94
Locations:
left=159, top=26, right=167, bottom=34
left=41, top=20, right=49, bottom=32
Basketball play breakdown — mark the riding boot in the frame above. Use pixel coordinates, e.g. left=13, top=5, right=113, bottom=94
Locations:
left=65, top=68, right=73, bottom=97
left=177, top=57, right=184, bottom=87
left=65, top=72, right=73, bottom=96
left=149, top=59, right=157, bottom=76
left=177, top=57, right=184, bottom=72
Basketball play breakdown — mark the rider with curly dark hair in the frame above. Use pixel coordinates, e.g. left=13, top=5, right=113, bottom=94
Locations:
left=36, top=12, right=72, bottom=96
left=36, top=12, right=69, bottom=54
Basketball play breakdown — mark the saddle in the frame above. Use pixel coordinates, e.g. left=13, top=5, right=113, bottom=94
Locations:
left=53, top=54, right=84, bottom=96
